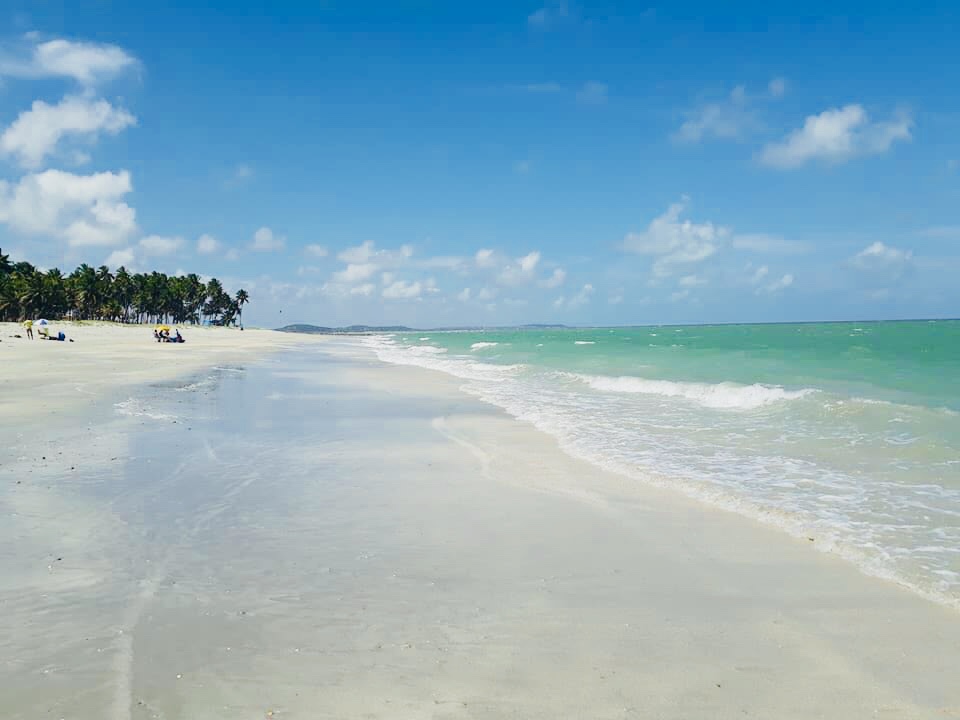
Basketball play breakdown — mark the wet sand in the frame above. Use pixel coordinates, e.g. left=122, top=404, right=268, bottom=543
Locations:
left=1, top=339, right=959, bottom=719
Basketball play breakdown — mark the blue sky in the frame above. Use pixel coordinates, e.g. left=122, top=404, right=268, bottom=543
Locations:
left=1, top=1, right=958, bottom=327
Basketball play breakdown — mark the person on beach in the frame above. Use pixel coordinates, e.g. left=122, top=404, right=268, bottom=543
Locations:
left=23, top=319, right=33, bottom=339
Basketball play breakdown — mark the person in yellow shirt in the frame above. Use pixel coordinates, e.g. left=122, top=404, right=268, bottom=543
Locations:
left=22, top=319, right=33, bottom=339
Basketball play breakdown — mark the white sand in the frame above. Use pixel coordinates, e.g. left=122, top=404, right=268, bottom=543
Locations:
left=0, top=321, right=323, bottom=424
left=1, top=334, right=959, bottom=719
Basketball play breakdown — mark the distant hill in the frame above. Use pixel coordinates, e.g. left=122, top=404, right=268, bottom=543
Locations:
left=277, top=324, right=414, bottom=334
left=277, top=323, right=569, bottom=334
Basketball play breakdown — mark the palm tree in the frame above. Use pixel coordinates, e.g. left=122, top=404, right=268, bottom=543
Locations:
left=0, top=256, right=245, bottom=325
left=235, top=289, right=249, bottom=328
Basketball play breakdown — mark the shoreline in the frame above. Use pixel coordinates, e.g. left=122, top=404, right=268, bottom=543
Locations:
left=2, top=336, right=959, bottom=718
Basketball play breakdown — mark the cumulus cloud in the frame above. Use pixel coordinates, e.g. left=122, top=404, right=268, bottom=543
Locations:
left=196, top=233, right=220, bottom=254
left=622, top=197, right=727, bottom=276
left=104, top=247, right=135, bottom=269
left=250, top=226, right=285, bottom=251
left=475, top=248, right=497, bottom=268
left=138, top=234, right=183, bottom=256
left=0, top=38, right=137, bottom=86
left=555, top=283, right=594, bottom=309
left=0, top=95, right=136, bottom=169
left=759, top=104, right=912, bottom=168
left=304, top=243, right=328, bottom=258
left=382, top=279, right=422, bottom=299
left=350, top=283, right=375, bottom=297
left=338, top=240, right=413, bottom=265
left=576, top=81, right=608, bottom=105
left=540, top=267, right=566, bottom=288
left=0, top=168, right=136, bottom=246
left=760, top=273, right=794, bottom=294
left=498, top=250, right=542, bottom=285
left=333, top=263, right=377, bottom=283
left=851, top=241, right=913, bottom=278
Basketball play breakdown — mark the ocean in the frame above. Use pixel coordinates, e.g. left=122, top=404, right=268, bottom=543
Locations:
left=364, top=320, right=960, bottom=610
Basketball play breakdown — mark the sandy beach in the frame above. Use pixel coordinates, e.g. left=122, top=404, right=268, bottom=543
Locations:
left=1, top=329, right=959, bottom=719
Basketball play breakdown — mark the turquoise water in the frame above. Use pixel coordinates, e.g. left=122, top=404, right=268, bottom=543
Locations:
left=364, top=321, right=960, bottom=609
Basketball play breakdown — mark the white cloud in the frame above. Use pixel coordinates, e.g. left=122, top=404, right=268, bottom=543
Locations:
left=225, top=248, right=240, bottom=261
left=234, top=163, right=253, bottom=180
left=540, top=267, right=566, bottom=288
left=338, top=240, right=412, bottom=265
left=759, top=273, right=794, bottom=294
left=382, top=279, right=422, bottom=299
left=139, top=234, right=183, bottom=256
left=104, top=247, right=135, bottom=269
left=748, top=264, right=770, bottom=284
left=679, top=274, right=706, bottom=287
left=556, top=283, right=594, bottom=309
left=334, top=263, right=377, bottom=283
left=196, top=233, right=220, bottom=254
left=498, top=250, right=542, bottom=285
left=675, top=79, right=787, bottom=144
left=477, top=287, right=498, bottom=301
left=733, top=233, right=809, bottom=254
left=0, top=95, right=136, bottom=169
left=0, top=168, right=136, bottom=246
left=622, top=197, right=727, bottom=276
left=569, top=283, right=594, bottom=307
left=670, top=289, right=690, bottom=302
left=304, top=243, right=328, bottom=258
left=673, top=85, right=754, bottom=143
left=475, top=248, right=497, bottom=268
left=608, top=289, right=624, bottom=305
left=851, top=241, right=913, bottom=277
left=350, top=283, right=375, bottom=297
left=457, top=287, right=472, bottom=302
left=250, top=226, right=285, bottom=251
left=519, top=251, right=541, bottom=273
left=576, top=82, right=608, bottom=105
left=759, top=104, right=912, bottom=168
left=0, top=38, right=137, bottom=86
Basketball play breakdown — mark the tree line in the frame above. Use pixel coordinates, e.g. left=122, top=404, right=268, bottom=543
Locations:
left=0, top=250, right=249, bottom=327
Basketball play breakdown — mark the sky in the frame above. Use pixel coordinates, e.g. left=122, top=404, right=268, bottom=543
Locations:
left=0, top=1, right=958, bottom=328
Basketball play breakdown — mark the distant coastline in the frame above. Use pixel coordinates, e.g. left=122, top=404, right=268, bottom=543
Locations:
left=276, top=318, right=958, bottom=334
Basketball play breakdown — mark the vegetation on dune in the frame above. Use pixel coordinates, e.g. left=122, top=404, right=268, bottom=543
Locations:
left=0, top=250, right=249, bottom=325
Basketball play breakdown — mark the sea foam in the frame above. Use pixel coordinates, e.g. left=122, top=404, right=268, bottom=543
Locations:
left=574, top=373, right=815, bottom=410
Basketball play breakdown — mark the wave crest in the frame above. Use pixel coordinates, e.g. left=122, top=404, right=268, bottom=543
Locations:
left=575, top=373, right=815, bottom=410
